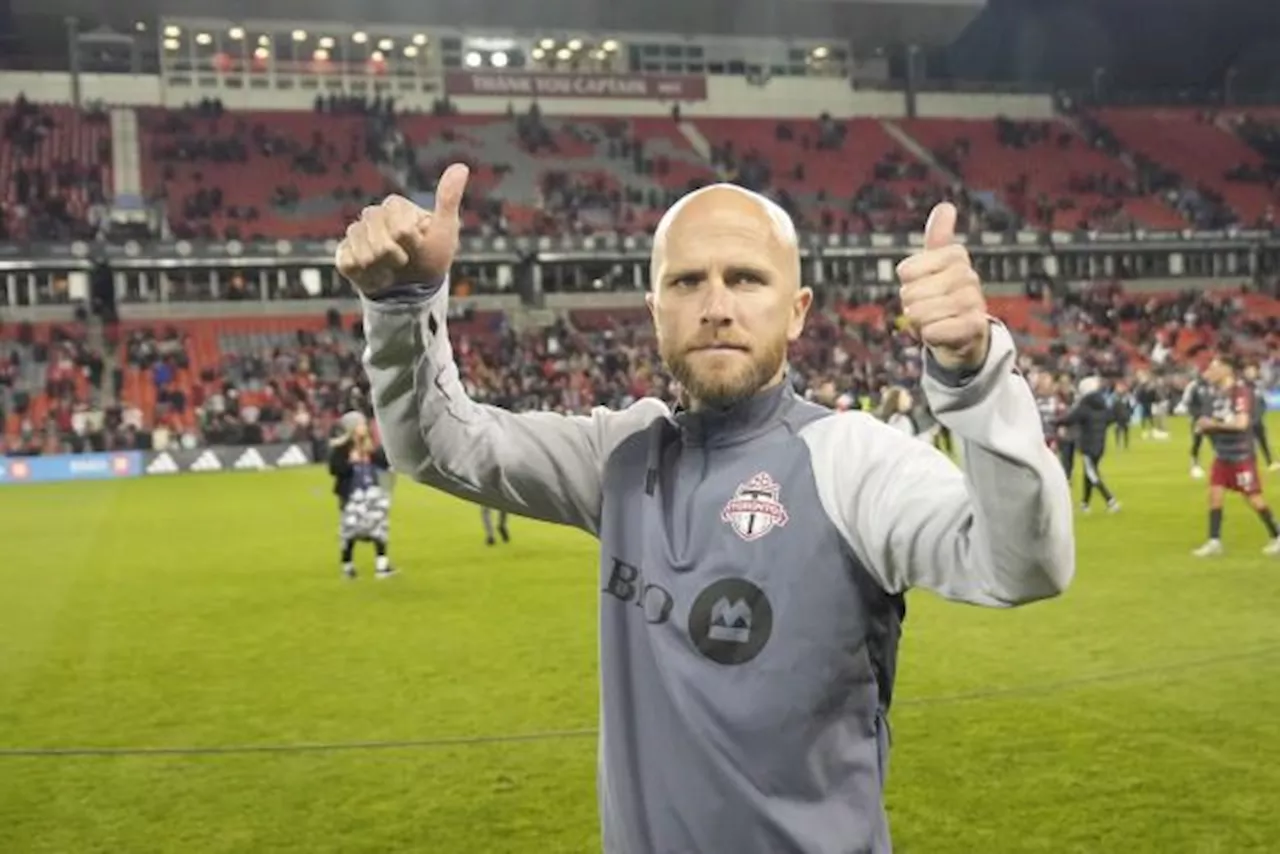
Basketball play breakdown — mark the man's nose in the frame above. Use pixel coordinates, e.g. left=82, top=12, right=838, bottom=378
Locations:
left=699, top=278, right=732, bottom=326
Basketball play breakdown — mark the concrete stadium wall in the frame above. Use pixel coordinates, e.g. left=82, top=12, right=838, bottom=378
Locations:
left=0, top=72, right=163, bottom=106
left=0, top=71, right=1056, bottom=119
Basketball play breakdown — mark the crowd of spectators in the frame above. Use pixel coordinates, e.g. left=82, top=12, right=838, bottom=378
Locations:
left=1, top=95, right=111, bottom=242
left=1224, top=113, right=1279, bottom=229
left=1075, top=111, right=1246, bottom=231
left=4, top=281, right=1277, bottom=458
left=121, top=99, right=1280, bottom=243
left=413, top=103, right=699, bottom=238
left=1, top=324, right=117, bottom=456
left=147, top=97, right=401, bottom=242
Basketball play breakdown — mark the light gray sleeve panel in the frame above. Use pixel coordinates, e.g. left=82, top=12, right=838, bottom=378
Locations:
left=359, top=290, right=670, bottom=536
left=802, top=323, right=1075, bottom=607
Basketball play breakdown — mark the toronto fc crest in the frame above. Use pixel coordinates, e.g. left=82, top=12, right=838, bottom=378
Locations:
left=721, top=472, right=789, bottom=541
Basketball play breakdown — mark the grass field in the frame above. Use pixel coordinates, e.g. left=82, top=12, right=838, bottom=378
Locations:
left=2, top=415, right=1280, bottom=854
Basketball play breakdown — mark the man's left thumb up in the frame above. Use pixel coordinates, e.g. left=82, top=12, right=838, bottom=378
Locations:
left=923, top=202, right=957, bottom=251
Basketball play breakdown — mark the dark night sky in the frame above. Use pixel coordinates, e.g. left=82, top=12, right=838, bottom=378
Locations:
left=1, top=0, right=1277, bottom=92
left=949, top=0, right=1280, bottom=88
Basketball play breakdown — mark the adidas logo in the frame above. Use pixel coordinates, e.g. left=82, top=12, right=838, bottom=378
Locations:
left=190, top=450, right=223, bottom=472
left=234, top=448, right=268, bottom=471
left=146, top=452, right=179, bottom=475
left=275, top=445, right=309, bottom=467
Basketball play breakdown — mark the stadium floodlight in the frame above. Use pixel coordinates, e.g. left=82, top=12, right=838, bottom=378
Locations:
left=228, top=27, right=244, bottom=40
left=319, top=36, right=334, bottom=49
left=567, top=38, right=583, bottom=51
left=313, top=48, right=329, bottom=61
left=812, top=46, right=829, bottom=59
left=413, top=34, right=427, bottom=46
left=370, top=50, right=385, bottom=62
left=258, top=35, right=270, bottom=47
left=531, top=47, right=545, bottom=60
left=404, top=45, right=418, bottom=58
left=379, top=38, right=393, bottom=50
left=464, top=51, right=482, bottom=67
left=254, top=46, right=269, bottom=59
left=196, top=33, right=212, bottom=46
left=539, top=38, right=555, bottom=49
left=602, top=39, right=618, bottom=51
left=292, top=30, right=307, bottom=42
left=135, top=21, right=146, bottom=32
left=352, top=31, right=368, bottom=44
left=163, top=38, right=180, bottom=51
left=491, top=51, right=508, bottom=68
left=556, top=47, right=571, bottom=60
left=591, top=49, right=606, bottom=61
left=163, top=25, right=180, bottom=38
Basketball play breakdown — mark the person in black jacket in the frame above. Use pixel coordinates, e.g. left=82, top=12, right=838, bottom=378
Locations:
left=329, top=411, right=397, bottom=579
left=1061, top=377, right=1121, bottom=513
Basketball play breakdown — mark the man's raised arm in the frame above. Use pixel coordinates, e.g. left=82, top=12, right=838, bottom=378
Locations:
left=803, top=324, right=1076, bottom=607
left=338, top=165, right=666, bottom=534
left=803, top=204, right=1075, bottom=607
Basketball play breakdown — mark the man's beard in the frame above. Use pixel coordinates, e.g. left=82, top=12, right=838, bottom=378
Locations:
left=663, top=337, right=786, bottom=411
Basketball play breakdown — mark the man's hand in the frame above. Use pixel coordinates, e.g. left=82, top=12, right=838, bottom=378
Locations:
left=335, top=163, right=470, bottom=297
left=1196, top=416, right=1214, bottom=433
left=897, top=202, right=991, bottom=372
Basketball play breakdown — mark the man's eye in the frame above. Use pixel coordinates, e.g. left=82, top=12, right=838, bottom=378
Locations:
left=730, top=271, right=764, bottom=285
left=674, top=276, right=701, bottom=288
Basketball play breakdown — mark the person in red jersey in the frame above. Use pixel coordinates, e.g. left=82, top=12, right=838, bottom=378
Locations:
left=1192, top=354, right=1280, bottom=558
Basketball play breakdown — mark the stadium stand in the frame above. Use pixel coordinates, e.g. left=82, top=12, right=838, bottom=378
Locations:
left=140, top=101, right=393, bottom=241
left=6, top=93, right=1279, bottom=240
left=0, top=96, right=112, bottom=241
left=696, top=116, right=948, bottom=233
left=4, top=283, right=1278, bottom=455
left=1095, top=108, right=1278, bottom=229
left=3, top=91, right=1280, bottom=456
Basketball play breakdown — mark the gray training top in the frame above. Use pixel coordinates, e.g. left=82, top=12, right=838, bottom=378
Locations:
left=360, top=283, right=1075, bottom=854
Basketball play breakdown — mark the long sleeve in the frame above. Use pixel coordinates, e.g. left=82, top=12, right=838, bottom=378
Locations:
left=359, top=287, right=668, bottom=535
left=802, top=321, right=1075, bottom=607
left=328, top=444, right=351, bottom=478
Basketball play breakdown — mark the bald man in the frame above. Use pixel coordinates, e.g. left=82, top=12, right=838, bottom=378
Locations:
left=337, top=166, right=1075, bottom=854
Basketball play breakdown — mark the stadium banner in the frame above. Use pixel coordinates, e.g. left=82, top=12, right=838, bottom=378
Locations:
left=1268, top=391, right=1280, bottom=411
left=0, top=451, right=142, bottom=485
left=141, top=443, right=315, bottom=477
left=444, top=70, right=709, bottom=101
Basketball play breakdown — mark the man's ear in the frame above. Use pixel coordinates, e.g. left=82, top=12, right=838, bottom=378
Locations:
left=788, top=287, right=814, bottom=341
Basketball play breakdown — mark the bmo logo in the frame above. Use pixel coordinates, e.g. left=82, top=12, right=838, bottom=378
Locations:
left=9, top=460, right=31, bottom=480
left=69, top=458, right=110, bottom=475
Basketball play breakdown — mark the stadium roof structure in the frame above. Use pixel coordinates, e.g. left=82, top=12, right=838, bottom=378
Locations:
left=12, top=0, right=983, bottom=51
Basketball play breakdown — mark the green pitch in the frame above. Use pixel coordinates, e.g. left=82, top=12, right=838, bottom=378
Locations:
left=2, top=417, right=1279, bottom=853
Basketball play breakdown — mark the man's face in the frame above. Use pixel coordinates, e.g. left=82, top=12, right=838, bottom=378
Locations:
left=1034, top=373, right=1054, bottom=396
left=1244, top=365, right=1259, bottom=382
left=1205, top=360, right=1228, bottom=387
left=646, top=189, right=811, bottom=410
